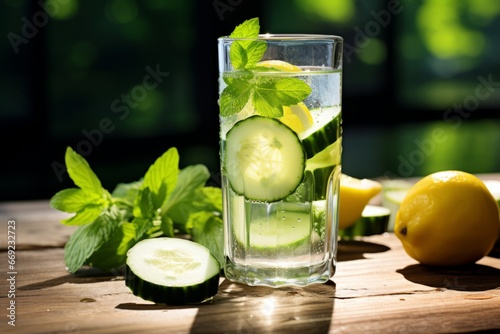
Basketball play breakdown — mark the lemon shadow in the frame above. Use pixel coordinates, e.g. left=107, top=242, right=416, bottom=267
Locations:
left=337, top=239, right=390, bottom=261
left=396, top=263, right=500, bottom=291
left=487, top=242, right=500, bottom=258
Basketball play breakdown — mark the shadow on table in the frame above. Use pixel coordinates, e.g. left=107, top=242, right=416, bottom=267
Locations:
left=19, top=267, right=122, bottom=291
left=337, top=239, right=390, bottom=262
left=188, top=279, right=335, bottom=333
left=115, top=302, right=179, bottom=310
left=488, top=242, right=500, bottom=259
left=396, top=264, right=500, bottom=291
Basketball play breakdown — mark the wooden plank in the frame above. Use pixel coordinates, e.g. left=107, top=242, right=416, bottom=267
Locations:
left=0, top=200, right=76, bottom=250
left=2, top=233, right=499, bottom=333
left=1, top=196, right=499, bottom=333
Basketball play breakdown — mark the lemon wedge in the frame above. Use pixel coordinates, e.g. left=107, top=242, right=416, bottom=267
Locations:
left=279, top=103, right=314, bottom=134
left=339, top=174, right=383, bottom=230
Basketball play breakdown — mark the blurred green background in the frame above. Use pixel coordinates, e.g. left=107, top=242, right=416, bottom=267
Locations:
left=1, top=0, right=500, bottom=201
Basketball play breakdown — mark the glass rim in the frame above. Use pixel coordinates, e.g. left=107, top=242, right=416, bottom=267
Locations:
left=218, top=34, right=343, bottom=42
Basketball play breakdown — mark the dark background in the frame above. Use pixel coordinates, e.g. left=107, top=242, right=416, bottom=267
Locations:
left=1, top=0, right=500, bottom=201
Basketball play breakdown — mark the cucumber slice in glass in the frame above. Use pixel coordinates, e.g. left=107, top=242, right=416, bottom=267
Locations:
left=232, top=202, right=312, bottom=251
left=301, top=113, right=341, bottom=159
left=125, top=238, right=220, bottom=305
left=224, top=115, right=306, bottom=202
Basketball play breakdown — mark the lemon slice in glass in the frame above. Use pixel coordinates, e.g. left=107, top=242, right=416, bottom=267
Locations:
left=256, top=60, right=302, bottom=72
left=279, top=103, right=314, bottom=134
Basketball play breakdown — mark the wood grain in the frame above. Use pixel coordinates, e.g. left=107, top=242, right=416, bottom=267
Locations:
left=1, top=200, right=500, bottom=333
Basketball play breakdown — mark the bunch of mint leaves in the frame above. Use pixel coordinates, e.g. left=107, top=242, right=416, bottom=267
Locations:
left=50, top=147, right=223, bottom=273
left=219, top=17, right=312, bottom=117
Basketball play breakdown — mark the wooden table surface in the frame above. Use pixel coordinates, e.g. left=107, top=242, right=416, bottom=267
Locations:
left=1, top=199, right=500, bottom=334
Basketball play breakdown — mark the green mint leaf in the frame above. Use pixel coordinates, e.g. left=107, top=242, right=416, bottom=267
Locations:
left=112, top=181, right=142, bottom=204
left=133, top=186, right=155, bottom=219
left=179, top=187, right=223, bottom=233
left=50, top=188, right=93, bottom=213
left=131, top=187, right=155, bottom=239
left=229, top=17, right=260, bottom=39
left=220, top=18, right=314, bottom=118
left=132, top=217, right=153, bottom=240
left=142, top=147, right=179, bottom=209
left=196, top=186, right=223, bottom=213
left=51, top=147, right=112, bottom=227
left=252, top=77, right=312, bottom=117
left=229, top=18, right=266, bottom=69
left=162, top=164, right=210, bottom=222
left=245, top=40, right=267, bottom=68
left=61, top=204, right=103, bottom=226
left=219, top=78, right=253, bottom=117
left=229, top=42, right=246, bottom=70
left=230, top=40, right=267, bottom=69
left=251, top=94, right=281, bottom=118
left=86, top=222, right=136, bottom=271
left=64, top=206, right=121, bottom=273
left=190, top=211, right=224, bottom=269
left=160, top=216, right=174, bottom=237
left=273, top=77, right=312, bottom=103
left=110, top=181, right=141, bottom=222
left=65, top=147, right=102, bottom=195
left=52, top=187, right=112, bottom=226
left=222, top=68, right=254, bottom=86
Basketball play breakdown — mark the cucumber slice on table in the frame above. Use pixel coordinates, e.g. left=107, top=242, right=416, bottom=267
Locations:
left=382, top=186, right=411, bottom=232
left=339, top=205, right=391, bottom=238
left=125, top=238, right=220, bottom=305
left=224, top=115, right=306, bottom=202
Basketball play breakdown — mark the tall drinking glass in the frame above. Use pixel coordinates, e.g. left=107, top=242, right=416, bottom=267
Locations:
left=218, top=35, right=343, bottom=287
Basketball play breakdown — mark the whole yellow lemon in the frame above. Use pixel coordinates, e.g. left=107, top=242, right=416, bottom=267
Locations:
left=394, top=170, right=500, bottom=266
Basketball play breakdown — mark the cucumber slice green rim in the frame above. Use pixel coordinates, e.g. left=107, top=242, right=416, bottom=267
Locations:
left=382, top=188, right=410, bottom=232
left=244, top=214, right=311, bottom=250
left=339, top=205, right=391, bottom=238
left=301, top=113, right=341, bottom=159
left=232, top=202, right=312, bottom=251
left=125, top=237, right=220, bottom=305
left=224, top=115, right=306, bottom=202
left=361, top=205, right=391, bottom=218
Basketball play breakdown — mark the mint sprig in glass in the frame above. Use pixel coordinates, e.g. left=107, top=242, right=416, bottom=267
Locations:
left=219, top=18, right=312, bottom=118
